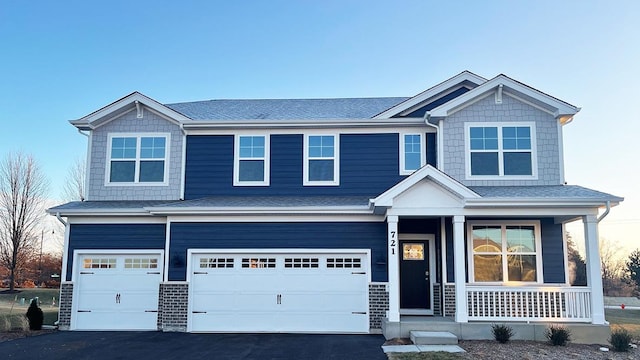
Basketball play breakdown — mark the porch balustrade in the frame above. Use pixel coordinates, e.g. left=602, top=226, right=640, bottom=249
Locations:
left=466, top=285, right=592, bottom=322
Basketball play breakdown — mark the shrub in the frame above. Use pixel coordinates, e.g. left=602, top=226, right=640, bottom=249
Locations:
left=491, top=324, right=515, bottom=343
left=546, top=325, right=571, bottom=346
left=609, top=328, right=632, bottom=352
left=25, top=299, right=43, bottom=330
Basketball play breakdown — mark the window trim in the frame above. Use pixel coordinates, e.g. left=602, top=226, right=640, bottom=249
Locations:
left=466, top=220, right=543, bottom=284
left=233, top=134, right=270, bottom=186
left=303, top=134, right=340, bottom=186
left=464, top=122, right=538, bottom=180
left=105, top=133, right=170, bottom=186
left=399, top=132, right=426, bottom=175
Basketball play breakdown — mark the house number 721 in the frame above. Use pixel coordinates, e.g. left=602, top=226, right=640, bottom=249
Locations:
left=390, top=231, right=396, bottom=254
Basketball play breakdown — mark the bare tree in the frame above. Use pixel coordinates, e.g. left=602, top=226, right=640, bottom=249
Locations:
left=61, top=157, right=85, bottom=202
left=599, top=237, right=635, bottom=296
left=0, top=153, right=49, bottom=292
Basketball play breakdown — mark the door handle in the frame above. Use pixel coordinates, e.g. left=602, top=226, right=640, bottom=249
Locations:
left=115, top=293, right=121, bottom=304
left=276, top=294, right=282, bottom=305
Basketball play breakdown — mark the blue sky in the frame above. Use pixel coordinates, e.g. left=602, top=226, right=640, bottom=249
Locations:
left=1, top=1, right=639, bottom=252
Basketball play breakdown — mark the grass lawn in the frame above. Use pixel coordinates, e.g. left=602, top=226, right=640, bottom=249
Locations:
left=606, top=308, right=640, bottom=339
left=0, top=288, right=59, bottom=328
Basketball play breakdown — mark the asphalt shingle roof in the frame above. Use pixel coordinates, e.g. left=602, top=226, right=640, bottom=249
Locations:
left=164, top=97, right=409, bottom=120
left=469, top=185, right=622, bottom=201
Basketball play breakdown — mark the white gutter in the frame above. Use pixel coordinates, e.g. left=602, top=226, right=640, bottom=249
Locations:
left=182, top=118, right=425, bottom=130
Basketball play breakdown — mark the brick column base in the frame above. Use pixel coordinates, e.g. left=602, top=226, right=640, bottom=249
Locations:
left=369, top=283, right=389, bottom=329
left=58, top=282, right=73, bottom=330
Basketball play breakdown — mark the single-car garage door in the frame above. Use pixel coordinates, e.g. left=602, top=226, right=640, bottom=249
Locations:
left=73, top=252, right=163, bottom=330
left=189, top=250, right=369, bottom=333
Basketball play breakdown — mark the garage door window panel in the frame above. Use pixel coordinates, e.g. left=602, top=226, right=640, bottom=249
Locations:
left=284, top=258, right=319, bottom=268
left=200, top=257, right=234, bottom=268
left=327, top=258, right=361, bottom=268
left=124, top=258, right=158, bottom=269
left=83, top=258, right=117, bottom=269
left=242, top=258, right=276, bottom=268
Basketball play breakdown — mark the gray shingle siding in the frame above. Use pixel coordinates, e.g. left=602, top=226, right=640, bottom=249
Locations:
left=87, top=110, right=183, bottom=200
left=442, top=94, right=562, bottom=186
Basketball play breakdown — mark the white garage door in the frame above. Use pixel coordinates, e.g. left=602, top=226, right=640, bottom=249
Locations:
left=74, top=252, right=163, bottom=330
left=189, top=251, right=369, bottom=333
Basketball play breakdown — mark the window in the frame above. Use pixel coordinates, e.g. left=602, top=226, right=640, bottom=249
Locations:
left=467, top=123, right=536, bottom=178
left=284, top=258, right=319, bottom=268
left=304, top=134, right=339, bottom=185
left=468, top=222, right=541, bottom=283
left=234, top=135, right=269, bottom=186
left=107, top=134, right=169, bottom=184
left=400, top=133, right=425, bottom=175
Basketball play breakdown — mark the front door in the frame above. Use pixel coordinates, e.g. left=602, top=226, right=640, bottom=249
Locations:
left=400, top=235, right=434, bottom=315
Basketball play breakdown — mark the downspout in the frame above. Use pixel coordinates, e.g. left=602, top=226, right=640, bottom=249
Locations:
left=179, top=123, right=187, bottom=200
left=597, top=201, right=611, bottom=223
left=423, top=112, right=443, bottom=170
left=55, top=212, right=68, bottom=226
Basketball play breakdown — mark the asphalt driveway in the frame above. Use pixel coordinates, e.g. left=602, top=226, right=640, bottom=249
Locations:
left=0, top=331, right=387, bottom=360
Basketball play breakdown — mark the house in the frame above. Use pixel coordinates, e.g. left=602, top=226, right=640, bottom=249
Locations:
left=49, top=71, right=622, bottom=340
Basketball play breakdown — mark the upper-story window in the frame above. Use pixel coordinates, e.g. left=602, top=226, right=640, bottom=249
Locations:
left=234, top=135, right=270, bottom=186
left=304, top=134, right=339, bottom=186
left=107, top=133, right=169, bottom=185
left=466, top=123, right=537, bottom=179
left=400, top=133, right=425, bottom=175
left=468, top=221, right=542, bottom=283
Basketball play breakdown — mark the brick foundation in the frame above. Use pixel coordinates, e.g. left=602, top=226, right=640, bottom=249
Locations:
left=369, top=283, right=388, bottom=329
left=159, top=282, right=189, bottom=332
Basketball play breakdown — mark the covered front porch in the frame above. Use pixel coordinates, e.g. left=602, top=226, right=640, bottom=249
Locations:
left=370, top=166, right=619, bottom=340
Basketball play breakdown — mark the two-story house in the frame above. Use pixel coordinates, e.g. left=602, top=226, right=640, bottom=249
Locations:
left=49, top=71, right=622, bottom=340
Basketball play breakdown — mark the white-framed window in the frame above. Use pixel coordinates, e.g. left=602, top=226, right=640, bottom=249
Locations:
left=234, top=135, right=270, bottom=186
left=467, top=220, right=543, bottom=283
left=303, top=134, right=339, bottom=186
left=106, top=133, right=170, bottom=185
left=465, top=122, right=537, bottom=179
left=400, top=133, right=425, bottom=175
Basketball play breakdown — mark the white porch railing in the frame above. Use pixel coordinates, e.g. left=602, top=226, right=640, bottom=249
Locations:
left=466, top=286, right=592, bottom=322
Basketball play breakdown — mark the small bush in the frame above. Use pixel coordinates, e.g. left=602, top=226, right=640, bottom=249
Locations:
left=609, top=328, right=632, bottom=352
left=546, top=325, right=571, bottom=346
left=491, top=324, right=515, bottom=343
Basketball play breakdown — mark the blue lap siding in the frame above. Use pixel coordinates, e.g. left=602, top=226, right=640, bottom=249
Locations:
left=169, top=222, right=388, bottom=282
left=184, top=133, right=405, bottom=198
left=65, top=224, right=166, bottom=281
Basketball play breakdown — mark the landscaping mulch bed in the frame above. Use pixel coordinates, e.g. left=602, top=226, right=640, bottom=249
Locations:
left=385, top=338, right=640, bottom=359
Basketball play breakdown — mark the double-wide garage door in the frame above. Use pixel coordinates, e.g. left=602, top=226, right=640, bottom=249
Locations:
left=190, top=251, right=369, bottom=333
left=74, top=253, right=163, bottom=330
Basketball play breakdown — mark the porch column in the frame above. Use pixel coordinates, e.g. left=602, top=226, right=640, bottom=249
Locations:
left=584, top=215, right=606, bottom=324
left=453, top=215, right=468, bottom=322
left=387, top=215, right=400, bottom=322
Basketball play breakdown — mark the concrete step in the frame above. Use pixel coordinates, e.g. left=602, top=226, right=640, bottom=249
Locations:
left=410, top=331, right=458, bottom=345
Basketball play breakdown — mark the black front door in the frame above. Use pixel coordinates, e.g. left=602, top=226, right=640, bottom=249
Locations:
left=400, top=240, right=431, bottom=311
